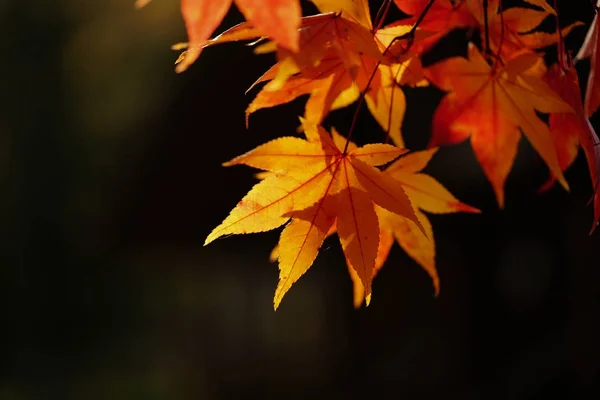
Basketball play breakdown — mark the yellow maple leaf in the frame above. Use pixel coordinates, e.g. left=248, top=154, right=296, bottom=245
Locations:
left=205, top=122, right=423, bottom=309
left=348, top=148, right=480, bottom=307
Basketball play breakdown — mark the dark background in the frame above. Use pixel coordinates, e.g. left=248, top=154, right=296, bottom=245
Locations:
left=1, top=0, right=599, bottom=399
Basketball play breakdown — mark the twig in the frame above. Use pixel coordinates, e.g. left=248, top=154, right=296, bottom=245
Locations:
left=401, top=0, right=437, bottom=54
left=343, top=0, right=437, bottom=153
left=483, top=0, right=490, bottom=55
left=374, top=0, right=393, bottom=33
left=493, top=0, right=505, bottom=69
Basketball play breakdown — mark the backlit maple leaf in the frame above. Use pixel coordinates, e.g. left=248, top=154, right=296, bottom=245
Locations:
left=267, top=146, right=480, bottom=307
left=186, top=6, right=383, bottom=87
left=466, top=0, right=582, bottom=60
left=205, top=122, right=423, bottom=309
left=176, top=0, right=301, bottom=73
left=393, top=0, right=580, bottom=59
left=214, top=10, right=383, bottom=86
left=392, top=0, right=477, bottom=53
left=426, top=43, right=574, bottom=207
left=184, top=0, right=429, bottom=146
left=245, top=22, right=427, bottom=147
left=542, top=59, right=600, bottom=233
left=309, top=0, right=373, bottom=29
left=245, top=52, right=381, bottom=130
left=346, top=148, right=480, bottom=307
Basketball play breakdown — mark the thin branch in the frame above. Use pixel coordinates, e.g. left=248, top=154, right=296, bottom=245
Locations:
left=402, top=0, right=437, bottom=53
left=374, top=0, right=393, bottom=33
left=343, top=0, right=437, bottom=153
left=483, top=0, right=490, bottom=55
left=343, top=64, right=380, bottom=153
left=493, top=0, right=505, bottom=69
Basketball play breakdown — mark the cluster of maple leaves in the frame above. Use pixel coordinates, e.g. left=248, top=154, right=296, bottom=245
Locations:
left=139, top=0, right=600, bottom=309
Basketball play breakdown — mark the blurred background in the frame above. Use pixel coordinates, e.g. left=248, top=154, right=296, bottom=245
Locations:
left=1, top=0, right=599, bottom=399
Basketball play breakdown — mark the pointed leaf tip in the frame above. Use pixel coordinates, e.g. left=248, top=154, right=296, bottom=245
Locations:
left=272, top=202, right=335, bottom=309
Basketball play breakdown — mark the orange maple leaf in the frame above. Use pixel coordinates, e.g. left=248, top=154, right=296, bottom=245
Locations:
left=183, top=0, right=429, bottom=146
left=251, top=11, right=384, bottom=88
left=176, top=0, right=301, bottom=73
left=467, top=0, right=582, bottom=60
left=205, top=122, right=424, bottom=309
left=245, top=52, right=381, bottom=131
left=393, top=0, right=580, bottom=58
left=542, top=59, right=600, bottom=233
left=309, top=0, right=373, bottom=28
left=345, top=148, right=480, bottom=307
left=246, top=53, right=424, bottom=148
left=425, top=43, right=574, bottom=207
left=187, top=7, right=383, bottom=87
left=393, top=0, right=477, bottom=31
left=245, top=22, right=428, bottom=147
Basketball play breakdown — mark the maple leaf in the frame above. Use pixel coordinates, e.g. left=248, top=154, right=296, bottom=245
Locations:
left=257, top=12, right=384, bottom=89
left=268, top=148, right=480, bottom=307
left=540, top=64, right=581, bottom=191
left=205, top=122, right=424, bottom=309
left=187, top=7, right=383, bottom=89
left=468, top=0, right=582, bottom=60
left=308, top=0, right=373, bottom=29
left=246, top=22, right=427, bottom=147
left=345, top=148, right=480, bottom=307
left=185, top=0, right=427, bottom=146
left=425, top=43, right=574, bottom=207
left=245, top=52, right=423, bottom=147
left=367, top=24, right=431, bottom=146
left=245, top=52, right=381, bottom=130
left=542, top=59, right=600, bottom=233
left=176, top=0, right=301, bottom=73
left=198, top=0, right=389, bottom=87
left=575, top=0, right=600, bottom=117
left=393, top=0, right=476, bottom=32
left=392, top=0, right=477, bottom=54
left=393, top=0, right=580, bottom=59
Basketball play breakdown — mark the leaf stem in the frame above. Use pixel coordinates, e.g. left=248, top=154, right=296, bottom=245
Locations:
left=404, top=0, right=437, bottom=52
left=492, top=0, right=504, bottom=69
left=483, top=0, right=490, bottom=56
left=554, top=0, right=566, bottom=69
left=374, top=0, right=393, bottom=33
left=343, top=66, right=378, bottom=154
